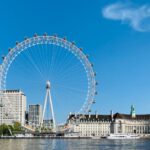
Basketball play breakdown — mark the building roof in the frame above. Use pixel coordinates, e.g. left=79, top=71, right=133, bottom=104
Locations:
left=68, top=113, right=150, bottom=122
left=2, top=89, right=25, bottom=95
left=68, top=114, right=111, bottom=122
left=113, top=113, right=150, bottom=120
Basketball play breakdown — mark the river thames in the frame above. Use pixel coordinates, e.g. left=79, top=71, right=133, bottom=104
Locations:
left=0, top=139, right=150, bottom=150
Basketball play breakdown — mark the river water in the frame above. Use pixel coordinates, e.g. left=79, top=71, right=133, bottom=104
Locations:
left=0, top=139, right=150, bottom=150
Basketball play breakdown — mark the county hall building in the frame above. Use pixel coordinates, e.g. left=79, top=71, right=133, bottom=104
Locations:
left=67, top=105, right=150, bottom=137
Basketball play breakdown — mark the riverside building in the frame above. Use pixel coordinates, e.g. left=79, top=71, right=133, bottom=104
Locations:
left=67, top=114, right=111, bottom=137
left=67, top=106, right=150, bottom=137
left=43, top=119, right=53, bottom=129
left=111, top=105, right=150, bottom=135
left=0, top=90, right=26, bottom=125
left=28, top=104, right=42, bottom=128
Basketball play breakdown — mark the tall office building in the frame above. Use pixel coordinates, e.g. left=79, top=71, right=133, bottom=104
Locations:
left=28, top=104, right=42, bottom=128
left=0, top=90, right=26, bottom=125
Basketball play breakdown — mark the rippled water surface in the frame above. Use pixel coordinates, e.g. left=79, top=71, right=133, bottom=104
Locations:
left=0, top=139, right=150, bottom=150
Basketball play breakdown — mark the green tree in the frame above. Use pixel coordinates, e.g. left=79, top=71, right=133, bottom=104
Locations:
left=0, top=124, right=12, bottom=136
left=13, top=122, right=21, bottom=131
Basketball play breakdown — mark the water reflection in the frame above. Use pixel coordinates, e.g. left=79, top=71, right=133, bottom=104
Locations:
left=0, top=139, right=150, bottom=150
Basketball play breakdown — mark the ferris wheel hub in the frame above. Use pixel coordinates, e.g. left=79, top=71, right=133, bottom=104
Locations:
left=46, top=80, right=50, bottom=89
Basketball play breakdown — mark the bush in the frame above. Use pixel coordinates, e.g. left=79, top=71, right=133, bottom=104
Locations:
left=13, top=122, right=21, bottom=131
left=0, top=124, right=12, bottom=136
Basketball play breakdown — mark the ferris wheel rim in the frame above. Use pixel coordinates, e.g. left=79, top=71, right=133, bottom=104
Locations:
left=0, top=34, right=97, bottom=114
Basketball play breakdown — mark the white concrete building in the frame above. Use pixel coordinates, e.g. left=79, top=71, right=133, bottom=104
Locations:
left=0, top=90, right=26, bottom=125
left=67, top=114, right=111, bottom=137
left=68, top=106, right=150, bottom=137
left=111, top=113, right=150, bottom=135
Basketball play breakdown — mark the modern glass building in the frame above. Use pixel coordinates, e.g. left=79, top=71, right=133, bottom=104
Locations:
left=28, top=104, right=42, bottom=128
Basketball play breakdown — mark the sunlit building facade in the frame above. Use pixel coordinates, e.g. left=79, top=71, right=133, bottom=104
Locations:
left=111, top=108, right=150, bottom=135
left=0, top=90, right=26, bottom=125
left=67, top=114, right=111, bottom=137
left=68, top=106, right=150, bottom=137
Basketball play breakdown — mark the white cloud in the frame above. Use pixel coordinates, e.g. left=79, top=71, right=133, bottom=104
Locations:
left=102, top=2, right=150, bottom=32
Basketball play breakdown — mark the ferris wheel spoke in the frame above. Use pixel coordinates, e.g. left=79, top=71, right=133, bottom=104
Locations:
left=52, top=88, right=84, bottom=113
left=53, top=83, right=87, bottom=94
left=48, top=45, right=57, bottom=78
left=50, top=44, right=65, bottom=79
left=55, top=63, right=86, bottom=82
left=47, top=44, right=54, bottom=79
left=35, top=44, right=47, bottom=79
left=51, top=45, right=65, bottom=78
left=40, top=43, right=50, bottom=78
left=22, top=45, right=45, bottom=79
left=56, top=51, right=76, bottom=76
left=8, top=50, right=43, bottom=83
left=54, top=69, right=86, bottom=85
left=51, top=45, right=73, bottom=79
left=53, top=50, right=84, bottom=79
left=24, top=49, right=45, bottom=80
left=45, top=44, right=50, bottom=79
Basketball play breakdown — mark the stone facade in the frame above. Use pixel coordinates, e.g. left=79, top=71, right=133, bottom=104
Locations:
left=68, top=110, right=150, bottom=137
left=67, top=114, right=111, bottom=137
left=112, top=113, right=150, bottom=135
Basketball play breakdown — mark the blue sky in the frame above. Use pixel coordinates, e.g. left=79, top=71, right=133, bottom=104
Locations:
left=1, top=0, right=150, bottom=122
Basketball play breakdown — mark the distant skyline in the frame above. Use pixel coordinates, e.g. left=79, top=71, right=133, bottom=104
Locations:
left=1, top=0, right=150, bottom=122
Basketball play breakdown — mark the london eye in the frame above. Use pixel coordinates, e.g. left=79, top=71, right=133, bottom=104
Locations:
left=0, top=34, right=97, bottom=128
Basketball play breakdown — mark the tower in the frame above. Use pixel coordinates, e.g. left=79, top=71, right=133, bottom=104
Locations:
left=130, top=105, right=136, bottom=118
left=110, top=110, right=113, bottom=121
left=40, top=81, right=56, bottom=131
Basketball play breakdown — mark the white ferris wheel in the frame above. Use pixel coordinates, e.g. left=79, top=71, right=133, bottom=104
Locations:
left=0, top=34, right=97, bottom=128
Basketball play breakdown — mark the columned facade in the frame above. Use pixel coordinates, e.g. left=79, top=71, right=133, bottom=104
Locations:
left=68, top=114, right=111, bottom=137
left=112, top=113, right=150, bottom=135
left=68, top=112, right=150, bottom=137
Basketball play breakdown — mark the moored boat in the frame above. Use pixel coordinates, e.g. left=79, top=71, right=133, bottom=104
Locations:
left=106, top=134, right=140, bottom=139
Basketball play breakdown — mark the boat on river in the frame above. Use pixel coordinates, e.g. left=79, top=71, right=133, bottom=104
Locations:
left=106, top=134, right=140, bottom=139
